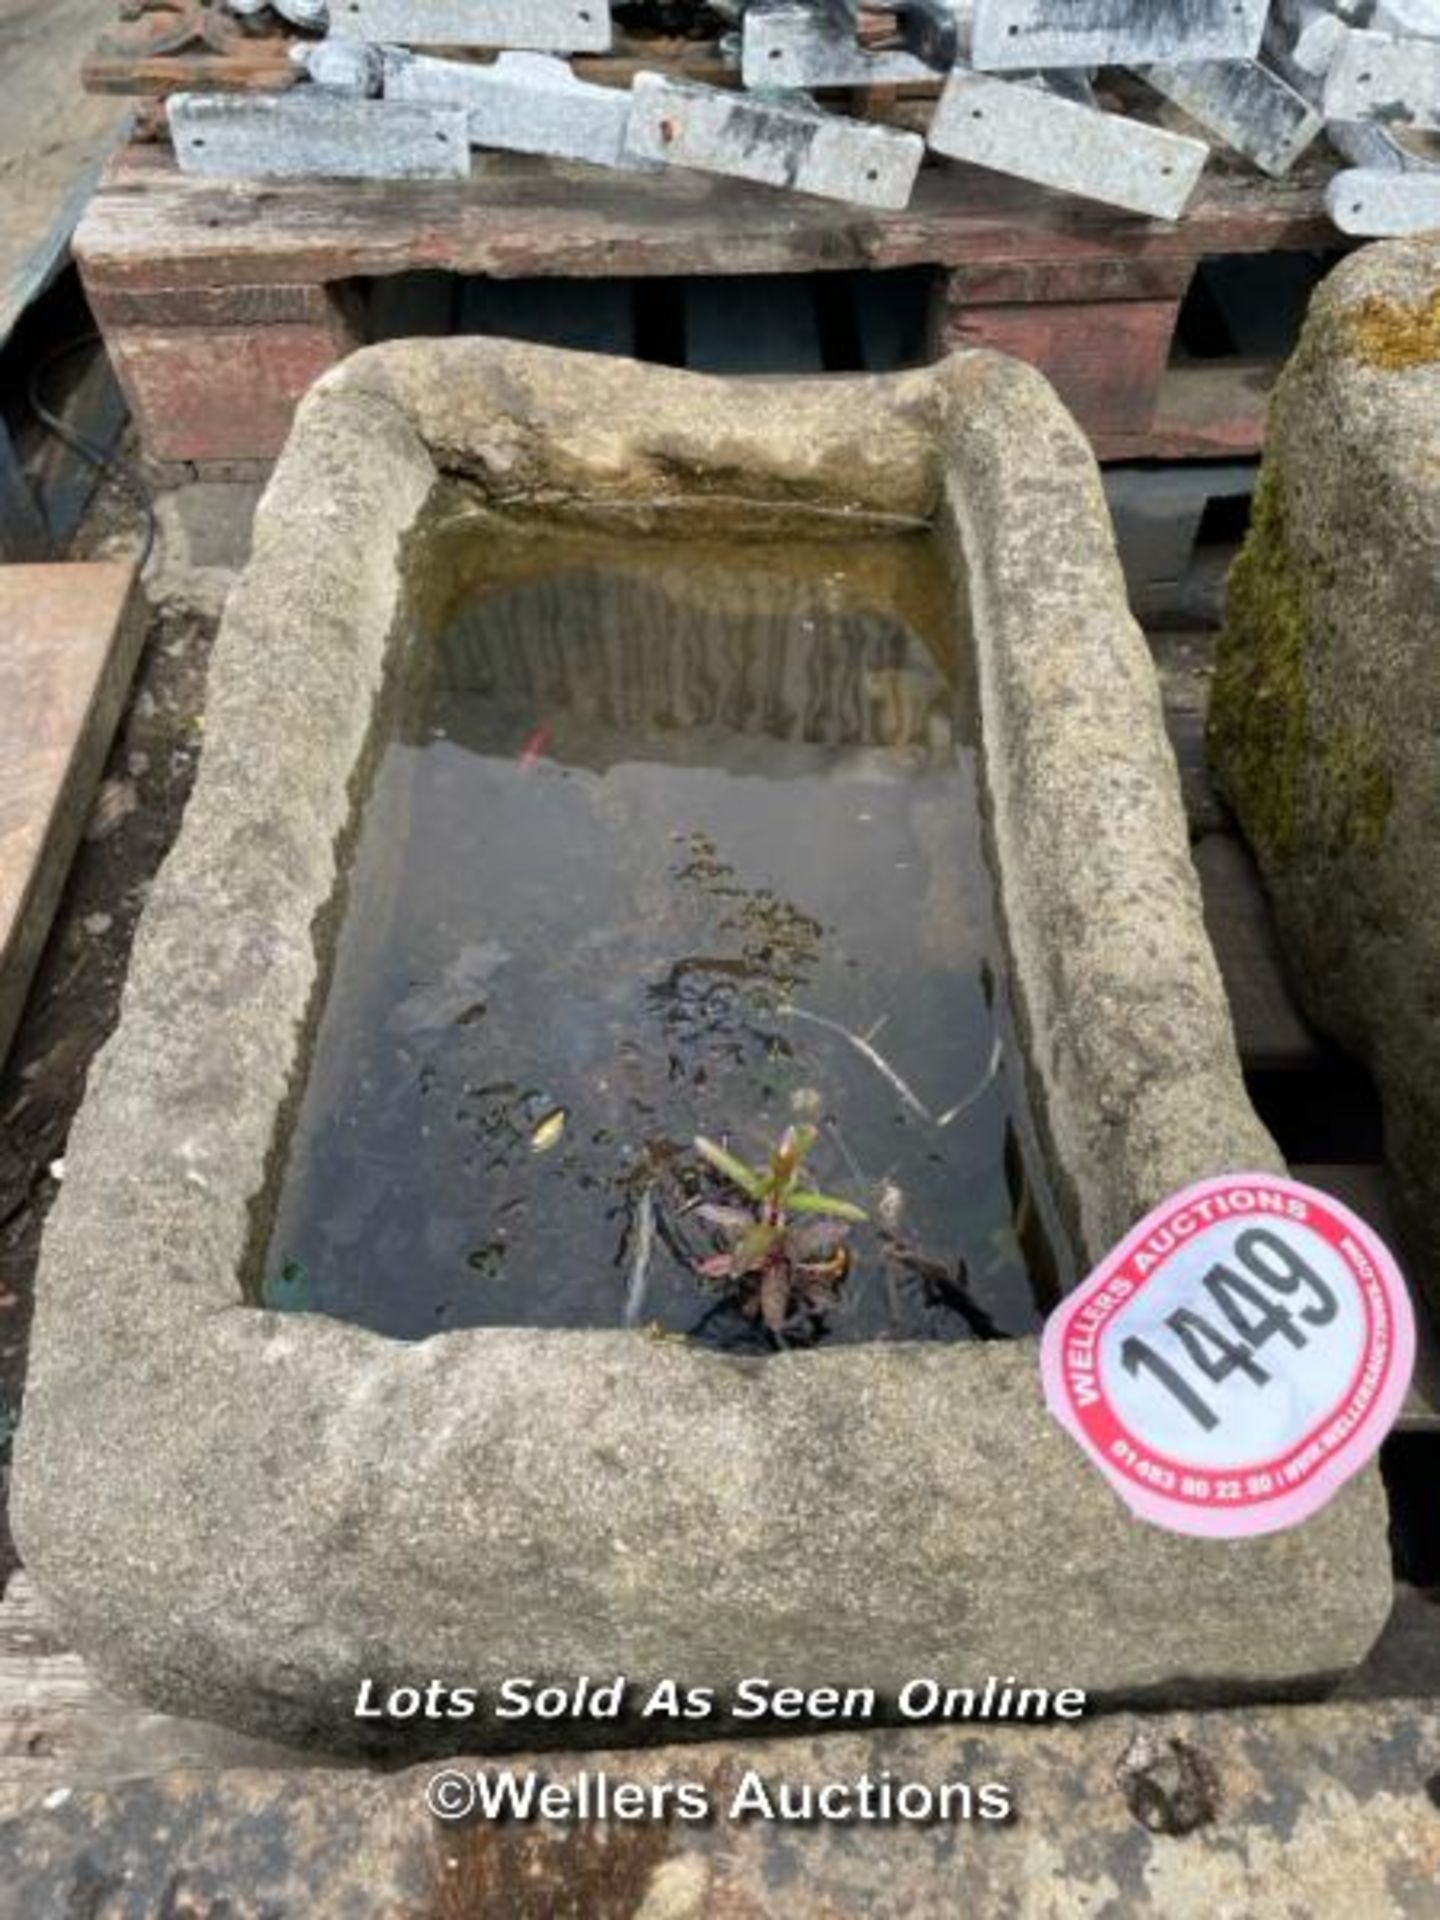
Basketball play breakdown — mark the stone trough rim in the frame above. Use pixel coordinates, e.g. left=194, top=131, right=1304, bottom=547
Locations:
left=11, top=341, right=1390, bottom=1753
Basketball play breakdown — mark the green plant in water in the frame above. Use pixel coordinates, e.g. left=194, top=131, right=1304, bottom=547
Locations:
left=693, top=1124, right=867, bottom=1338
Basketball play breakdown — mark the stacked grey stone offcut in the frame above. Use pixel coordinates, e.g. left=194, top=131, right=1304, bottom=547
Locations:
left=166, top=2, right=1440, bottom=229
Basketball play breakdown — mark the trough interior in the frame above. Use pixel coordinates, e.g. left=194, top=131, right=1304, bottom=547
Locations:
left=261, top=502, right=1069, bottom=1346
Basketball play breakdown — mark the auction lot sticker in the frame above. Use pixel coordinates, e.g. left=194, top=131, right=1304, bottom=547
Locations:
left=1041, top=1173, right=1416, bottom=1538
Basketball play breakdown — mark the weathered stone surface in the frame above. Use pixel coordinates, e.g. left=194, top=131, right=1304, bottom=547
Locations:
left=3, top=1704, right=1439, bottom=1916
left=11, top=342, right=1387, bottom=1755
left=1209, top=238, right=1440, bottom=1315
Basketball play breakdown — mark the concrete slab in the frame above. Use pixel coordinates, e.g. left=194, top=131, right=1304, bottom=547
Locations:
left=0, top=563, right=145, bottom=1069
left=1, top=1703, right=1439, bottom=1914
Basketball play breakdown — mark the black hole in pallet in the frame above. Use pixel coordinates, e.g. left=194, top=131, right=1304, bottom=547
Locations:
left=632, top=278, right=688, bottom=368
left=1243, top=1060, right=1386, bottom=1166
left=1195, top=491, right=1253, bottom=546
left=353, top=268, right=938, bottom=377
left=1382, top=1432, right=1440, bottom=1587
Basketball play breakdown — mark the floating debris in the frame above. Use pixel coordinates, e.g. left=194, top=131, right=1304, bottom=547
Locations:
left=530, top=1107, right=569, bottom=1154
left=262, top=1257, right=311, bottom=1311
left=622, top=1184, right=657, bottom=1326
left=936, top=1034, right=1003, bottom=1128
left=875, top=1177, right=905, bottom=1232
left=779, top=1001, right=934, bottom=1122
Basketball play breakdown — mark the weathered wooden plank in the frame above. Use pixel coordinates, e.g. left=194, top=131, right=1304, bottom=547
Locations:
left=87, top=282, right=352, bottom=330
left=0, top=1575, right=325, bottom=1818
left=74, top=144, right=1342, bottom=295
left=1192, top=831, right=1325, bottom=1075
left=938, top=296, right=1180, bottom=435
left=1093, top=357, right=1278, bottom=461
left=83, top=32, right=734, bottom=102
left=942, top=255, right=1197, bottom=305
left=0, top=564, right=145, bottom=1070
left=105, top=312, right=360, bottom=463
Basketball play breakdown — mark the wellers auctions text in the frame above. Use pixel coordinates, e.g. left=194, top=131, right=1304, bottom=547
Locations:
left=423, top=1764, right=1015, bottom=1827
left=356, top=1674, right=1089, bottom=1728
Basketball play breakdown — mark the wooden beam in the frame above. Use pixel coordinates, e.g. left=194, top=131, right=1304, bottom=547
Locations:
left=0, top=563, right=146, bottom=1070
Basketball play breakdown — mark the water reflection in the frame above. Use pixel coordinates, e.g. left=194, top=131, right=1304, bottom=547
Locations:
left=263, top=519, right=1067, bottom=1347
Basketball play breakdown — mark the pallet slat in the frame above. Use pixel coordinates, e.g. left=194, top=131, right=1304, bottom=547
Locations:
left=78, top=147, right=1341, bottom=292
left=74, top=145, right=1344, bottom=473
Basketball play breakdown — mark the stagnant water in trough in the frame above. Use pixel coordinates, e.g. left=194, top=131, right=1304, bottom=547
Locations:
left=262, top=506, right=1068, bottom=1348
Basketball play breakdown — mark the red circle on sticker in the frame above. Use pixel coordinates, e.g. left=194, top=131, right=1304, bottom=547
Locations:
left=1040, top=1173, right=1416, bottom=1538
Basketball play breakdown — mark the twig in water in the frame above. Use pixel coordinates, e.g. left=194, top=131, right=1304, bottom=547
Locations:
left=779, top=1003, right=933, bottom=1122
left=623, top=1186, right=656, bottom=1329
left=935, top=1036, right=1003, bottom=1129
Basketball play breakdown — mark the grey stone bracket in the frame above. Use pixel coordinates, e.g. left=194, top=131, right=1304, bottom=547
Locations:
left=1265, top=1, right=1355, bottom=86
left=11, top=342, right=1389, bottom=1754
left=741, top=5, right=941, bottom=90
left=383, top=48, right=653, bottom=170
left=970, top=0, right=1269, bottom=73
left=625, top=71, right=926, bottom=209
left=1140, top=58, right=1323, bottom=178
left=1323, top=27, right=1440, bottom=126
left=1374, top=0, right=1440, bottom=35
left=294, top=37, right=383, bottom=95
left=272, top=0, right=329, bottom=26
left=928, top=69, right=1209, bottom=219
left=1327, top=164, right=1440, bottom=227
left=168, top=90, right=471, bottom=178
left=325, top=0, right=612, bottom=52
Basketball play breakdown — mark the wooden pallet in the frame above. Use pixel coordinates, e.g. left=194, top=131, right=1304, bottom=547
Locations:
left=76, top=141, right=1347, bottom=476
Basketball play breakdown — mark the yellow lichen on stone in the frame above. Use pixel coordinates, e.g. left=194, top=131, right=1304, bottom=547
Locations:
left=1339, top=290, right=1440, bottom=371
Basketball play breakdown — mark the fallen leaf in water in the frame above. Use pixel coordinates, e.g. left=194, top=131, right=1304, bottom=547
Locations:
left=530, top=1109, right=568, bottom=1155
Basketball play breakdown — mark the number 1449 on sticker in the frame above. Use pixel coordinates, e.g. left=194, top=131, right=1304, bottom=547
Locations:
left=1041, top=1175, right=1414, bottom=1538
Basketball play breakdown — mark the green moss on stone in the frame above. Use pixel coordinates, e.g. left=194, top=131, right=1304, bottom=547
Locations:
left=1209, top=467, right=1310, bottom=862
left=1210, top=469, right=1396, bottom=866
left=1321, top=727, right=1394, bottom=855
